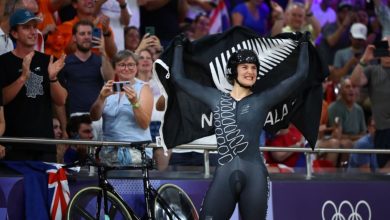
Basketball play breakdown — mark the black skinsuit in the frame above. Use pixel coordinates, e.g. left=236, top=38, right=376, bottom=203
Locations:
left=171, top=42, right=309, bottom=220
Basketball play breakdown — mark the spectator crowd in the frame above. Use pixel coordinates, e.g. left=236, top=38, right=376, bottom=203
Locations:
left=0, top=0, right=389, bottom=174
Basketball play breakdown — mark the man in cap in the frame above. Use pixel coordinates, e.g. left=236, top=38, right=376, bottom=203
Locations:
left=331, top=23, right=368, bottom=82
left=351, top=36, right=390, bottom=170
left=0, top=9, right=67, bottom=161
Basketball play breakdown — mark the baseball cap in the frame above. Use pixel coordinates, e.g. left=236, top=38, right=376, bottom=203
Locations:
left=337, top=0, right=352, bottom=11
left=350, top=23, right=367, bottom=40
left=9, top=9, right=42, bottom=28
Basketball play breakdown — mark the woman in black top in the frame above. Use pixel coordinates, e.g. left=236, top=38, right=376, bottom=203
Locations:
left=171, top=35, right=309, bottom=219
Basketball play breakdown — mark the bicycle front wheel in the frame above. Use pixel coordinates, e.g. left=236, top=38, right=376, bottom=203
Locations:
left=154, top=183, right=199, bottom=220
left=66, top=186, right=134, bottom=220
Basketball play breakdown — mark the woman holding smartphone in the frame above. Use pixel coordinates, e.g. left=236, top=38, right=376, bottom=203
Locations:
left=90, top=50, right=153, bottom=165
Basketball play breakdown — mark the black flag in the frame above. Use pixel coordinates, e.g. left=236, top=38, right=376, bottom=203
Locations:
left=153, top=26, right=328, bottom=150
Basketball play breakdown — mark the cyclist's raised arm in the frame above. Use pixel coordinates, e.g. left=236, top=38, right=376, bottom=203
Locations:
left=171, top=37, right=221, bottom=108
left=259, top=41, right=309, bottom=108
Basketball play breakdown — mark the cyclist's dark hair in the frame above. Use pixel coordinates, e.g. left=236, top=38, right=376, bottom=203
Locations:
left=67, top=114, right=92, bottom=138
left=226, top=49, right=260, bottom=85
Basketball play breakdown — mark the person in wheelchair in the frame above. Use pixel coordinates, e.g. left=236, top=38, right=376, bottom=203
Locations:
left=90, top=50, right=154, bottom=166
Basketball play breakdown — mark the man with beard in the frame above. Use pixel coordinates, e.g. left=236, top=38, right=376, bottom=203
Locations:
left=58, top=20, right=114, bottom=140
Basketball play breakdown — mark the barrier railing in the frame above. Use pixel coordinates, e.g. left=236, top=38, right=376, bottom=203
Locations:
left=1, top=137, right=389, bottom=178
left=163, top=144, right=390, bottom=178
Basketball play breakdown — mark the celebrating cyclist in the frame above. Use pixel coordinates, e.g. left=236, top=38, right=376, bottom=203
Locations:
left=170, top=34, right=310, bottom=219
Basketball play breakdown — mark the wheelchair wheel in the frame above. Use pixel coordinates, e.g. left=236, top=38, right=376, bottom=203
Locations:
left=154, top=183, right=199, bottom=220
left=66, top=186, right=134, bottom=220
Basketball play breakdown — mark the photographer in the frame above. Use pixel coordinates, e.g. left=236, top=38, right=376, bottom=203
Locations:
left=90, top=50, right=153, bottom=165
left=55, top=20, right=114, bottom=141
left=350, top=37, right=390, bottom=169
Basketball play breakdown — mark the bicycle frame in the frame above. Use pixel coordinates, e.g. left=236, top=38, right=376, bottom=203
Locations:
left=138, top=144, right=182, bottom=220
left=66, top=142, right=184, bottom=220
left=96, top=164, right=138, bottom=220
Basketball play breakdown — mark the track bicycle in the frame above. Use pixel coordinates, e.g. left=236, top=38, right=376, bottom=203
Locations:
left=64, top=141, right=199, bottom=220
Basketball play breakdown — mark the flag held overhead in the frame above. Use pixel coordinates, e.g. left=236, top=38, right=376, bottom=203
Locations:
left=154, top=26, right=328, bottom=150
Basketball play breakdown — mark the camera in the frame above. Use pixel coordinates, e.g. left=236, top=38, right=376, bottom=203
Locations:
left=374, top=40, right=390, bottom=57
left=113, top=81, right=131, bottom=92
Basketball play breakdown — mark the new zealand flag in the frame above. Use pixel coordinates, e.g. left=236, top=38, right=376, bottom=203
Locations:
left=153, top=26, right=328, bottom=150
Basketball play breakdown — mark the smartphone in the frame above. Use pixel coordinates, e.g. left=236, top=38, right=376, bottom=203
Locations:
left=113, top=81, right=131, bottom=92
left=374, top=40, right=390, bottom=57
left=92, top=27, right=101, bottom=47
left=145, top=26, right=155, bottom=36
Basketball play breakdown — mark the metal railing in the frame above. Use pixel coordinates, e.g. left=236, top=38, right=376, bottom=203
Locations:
left=164, top=144, right=390, bottom=178
left=1, top=137, right=389, bottom=178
